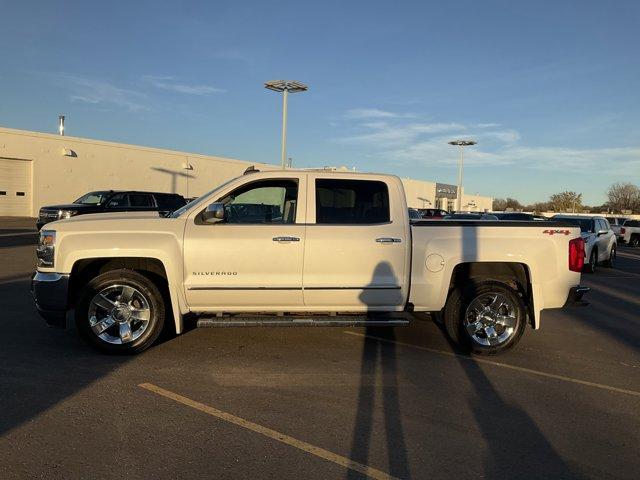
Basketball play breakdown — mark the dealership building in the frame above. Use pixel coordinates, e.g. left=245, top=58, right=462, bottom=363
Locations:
left=0, top=126, right=492, bottom=217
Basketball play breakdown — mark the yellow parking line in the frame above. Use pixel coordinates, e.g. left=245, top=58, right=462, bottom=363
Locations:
left=138, top=382, right=401, bottom=480
left=344, top=332, right=640, bottom=399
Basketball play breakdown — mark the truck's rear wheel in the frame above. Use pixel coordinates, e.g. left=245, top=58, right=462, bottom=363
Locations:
left=443, top=280, right=526, bottom=355
left=76, top=269, right=165, bottom=354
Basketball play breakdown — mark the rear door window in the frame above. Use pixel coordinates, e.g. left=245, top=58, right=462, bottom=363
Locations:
left=128, top=194, right=155, bottom=207
left=106, top=193, right=129, bottom=208
left=315, top=179, right=390, bottom=224
left=156, top=194, right=186, bottom=210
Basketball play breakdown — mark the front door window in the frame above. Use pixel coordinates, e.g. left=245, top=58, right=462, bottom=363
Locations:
left=219, top=180, right=298, bottom=224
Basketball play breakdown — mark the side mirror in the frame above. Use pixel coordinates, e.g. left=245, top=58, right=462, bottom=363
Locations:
left=597, top=229, right=608, bottom=236
left=202, top=202, right=225, bottom=224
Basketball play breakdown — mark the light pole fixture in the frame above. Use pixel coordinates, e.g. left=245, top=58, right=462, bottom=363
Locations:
left=264, top=80, right=308, bottom=169
left=448, top=139, right=477, bottom=212
left=58, top=115, right=65, bottom=136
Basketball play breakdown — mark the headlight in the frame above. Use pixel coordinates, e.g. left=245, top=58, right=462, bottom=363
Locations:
left=36, top=230, right=56, bottom=268
left=58, top=210, right=78, bottom=219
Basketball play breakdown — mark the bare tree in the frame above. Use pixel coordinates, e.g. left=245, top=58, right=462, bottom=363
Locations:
left=527, top=202, right=550, bottom=213
left=505, top=197, right=522, bottom=210
left=549, top=191, right=583, bottom=212
left=492, top=197, right=522, bottom=211
left=607, top=182, right=640, bottom=213
left=492, top=198, right=507, bottom=210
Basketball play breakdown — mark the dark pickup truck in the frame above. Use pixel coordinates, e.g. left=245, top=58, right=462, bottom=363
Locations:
left=37, top=190, right=187, bottom=230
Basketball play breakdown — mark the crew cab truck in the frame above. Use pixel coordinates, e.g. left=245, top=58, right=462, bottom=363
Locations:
left=32, top=169, right=589, bottom=355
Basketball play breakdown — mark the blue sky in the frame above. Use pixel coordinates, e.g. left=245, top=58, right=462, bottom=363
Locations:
left=1, top=0, right=639, bottom=204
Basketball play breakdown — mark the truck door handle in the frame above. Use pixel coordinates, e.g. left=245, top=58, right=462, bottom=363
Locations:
left=376, top=237, right=402, bottom=243
left=273, top=236, right=300, bottom=242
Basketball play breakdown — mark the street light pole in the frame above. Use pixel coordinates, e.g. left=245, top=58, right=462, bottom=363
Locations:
left=448, top=140, right=477, bottom=212
left=265, top=80, right=308, bottom=169
left=281, top=89, right=288, bottom=169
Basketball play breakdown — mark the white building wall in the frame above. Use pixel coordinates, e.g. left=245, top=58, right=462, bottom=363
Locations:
left=0, top=127, right=275, bottom=216
left=461, top=189, right=494, bottom=212
left=0, top=127, right=494, bottom=217
left=400, top=178, right=437, bottom=209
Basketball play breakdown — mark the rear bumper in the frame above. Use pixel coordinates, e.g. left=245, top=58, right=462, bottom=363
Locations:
left=31, top=272, right=70, bottom=327
left=563, top=285, right=590, bottom=307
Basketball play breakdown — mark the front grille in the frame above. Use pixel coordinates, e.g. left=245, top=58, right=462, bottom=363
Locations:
left=39, top=211, right=59, bottom=222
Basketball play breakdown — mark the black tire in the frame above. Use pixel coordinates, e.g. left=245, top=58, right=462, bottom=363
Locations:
left=443, top=280, right=526, bottom=355
left=630, top=235, right=640, bottom=248
left=76, top=269, right=165, bottom=354
left=603, top=244, right=616, bottom=268
left=585, top=248, right=597, bottom=274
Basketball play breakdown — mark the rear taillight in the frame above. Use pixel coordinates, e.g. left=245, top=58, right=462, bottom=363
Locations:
left=620, top=227, right=626, bottom=235
left=569, top=237, right=585, bottom=272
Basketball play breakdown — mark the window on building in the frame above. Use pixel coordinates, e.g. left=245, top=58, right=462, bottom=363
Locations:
left=315, top=179, right=390, bottom=224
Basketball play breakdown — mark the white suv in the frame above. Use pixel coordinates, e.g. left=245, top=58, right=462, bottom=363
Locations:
left=552, top=215, right=617, bottom=273
left=620, top=219, right=640, bottom=247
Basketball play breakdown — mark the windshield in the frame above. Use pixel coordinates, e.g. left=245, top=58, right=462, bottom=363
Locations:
left=169, top=176, right=240, bottom=218
left=73, top=191, right=112, bottom=205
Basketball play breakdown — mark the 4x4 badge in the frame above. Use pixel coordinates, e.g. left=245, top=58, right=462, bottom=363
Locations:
left=542, top=229, right=571, bottom=236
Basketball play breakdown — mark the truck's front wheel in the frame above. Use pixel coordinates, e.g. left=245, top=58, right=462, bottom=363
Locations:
left=443, top=280, right=526, bottom=355
left=76, top=269, right=165, bottom=354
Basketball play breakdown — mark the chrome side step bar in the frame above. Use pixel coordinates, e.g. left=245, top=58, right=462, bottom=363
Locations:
left=196, top=314, right=410, bottom=328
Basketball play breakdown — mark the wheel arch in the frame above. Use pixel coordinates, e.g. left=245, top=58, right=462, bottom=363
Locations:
left=447, top=262, right=534, bottom=327
left=68, top=256, right=184, bottom=334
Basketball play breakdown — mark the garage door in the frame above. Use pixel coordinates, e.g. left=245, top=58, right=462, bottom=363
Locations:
left=0, top=158, right=32, bottom=216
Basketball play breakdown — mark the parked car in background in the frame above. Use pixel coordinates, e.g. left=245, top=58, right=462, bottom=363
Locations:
left=492, top=212, right=535, bottom=221
left=606, top=217, right=629, bottom=240
left=443, top=213, right=499, bottom=220
left=418, top=208, right=449, bottom=219
left=408, top=208, right=423, bottom=223
left=37, top=191, right=187, bottom=230
left=492, top=212, right=549, bottom=221
left=620, top=219, right=640, bottom=247
left=552, top=215, right=617, bottom=272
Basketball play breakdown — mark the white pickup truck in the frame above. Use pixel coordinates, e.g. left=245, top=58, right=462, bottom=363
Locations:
left=32, top=169, right=589, bottom=355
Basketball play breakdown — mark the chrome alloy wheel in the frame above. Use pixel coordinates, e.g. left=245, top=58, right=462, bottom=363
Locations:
left=88, top=284, right=151, bottom=345
left=464, top=293, right=517, bottom=346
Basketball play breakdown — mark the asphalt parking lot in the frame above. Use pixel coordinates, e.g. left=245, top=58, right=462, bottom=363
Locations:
left=1, top=218, right=639, bottom=479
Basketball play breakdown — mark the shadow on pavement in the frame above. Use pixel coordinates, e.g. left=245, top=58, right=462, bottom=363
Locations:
left=0, top=233, right=38, bottom=249
left=451, top=223, right=576, bottom=478
left=0, top=277, right=131, bottom=436
left=348, top=328, right=411, bottom=480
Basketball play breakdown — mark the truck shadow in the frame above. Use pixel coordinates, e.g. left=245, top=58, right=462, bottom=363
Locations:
left=455, top=224, right=576, bottom=477
left=0, top=277, right=131, bottom=436
left=0, top=233, right=38, bottom=249
left=436, top=320, right=578, bottom=477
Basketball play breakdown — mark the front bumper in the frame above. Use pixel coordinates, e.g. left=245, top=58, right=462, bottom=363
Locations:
left=31, top=272, right=70, bottom=327
left=563, top=285, right=591, bottom=307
